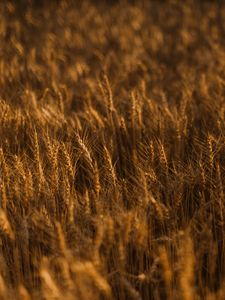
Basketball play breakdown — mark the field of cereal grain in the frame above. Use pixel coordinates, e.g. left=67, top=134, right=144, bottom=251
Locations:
left=0, top=1, right=225, bottom=299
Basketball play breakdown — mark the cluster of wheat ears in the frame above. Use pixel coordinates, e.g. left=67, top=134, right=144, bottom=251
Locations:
left=0, top=1, right=225, bottom=299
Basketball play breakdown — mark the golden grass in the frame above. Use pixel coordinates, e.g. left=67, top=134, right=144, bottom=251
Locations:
left=0, top=0, right=225, bottom=299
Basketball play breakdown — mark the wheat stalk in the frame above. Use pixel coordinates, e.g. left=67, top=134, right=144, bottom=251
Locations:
left=75, top=132, right=93, bottom=168
left=0, top=209, right=14, bottom=240
left=61, top=143, right=74, bottom=180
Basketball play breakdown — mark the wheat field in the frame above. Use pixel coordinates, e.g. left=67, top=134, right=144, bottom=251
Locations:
left=0, top=1, right=225, bottom=299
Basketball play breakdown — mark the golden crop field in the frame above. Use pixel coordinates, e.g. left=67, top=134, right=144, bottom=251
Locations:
left=0, top=0, right=225, bottom=299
